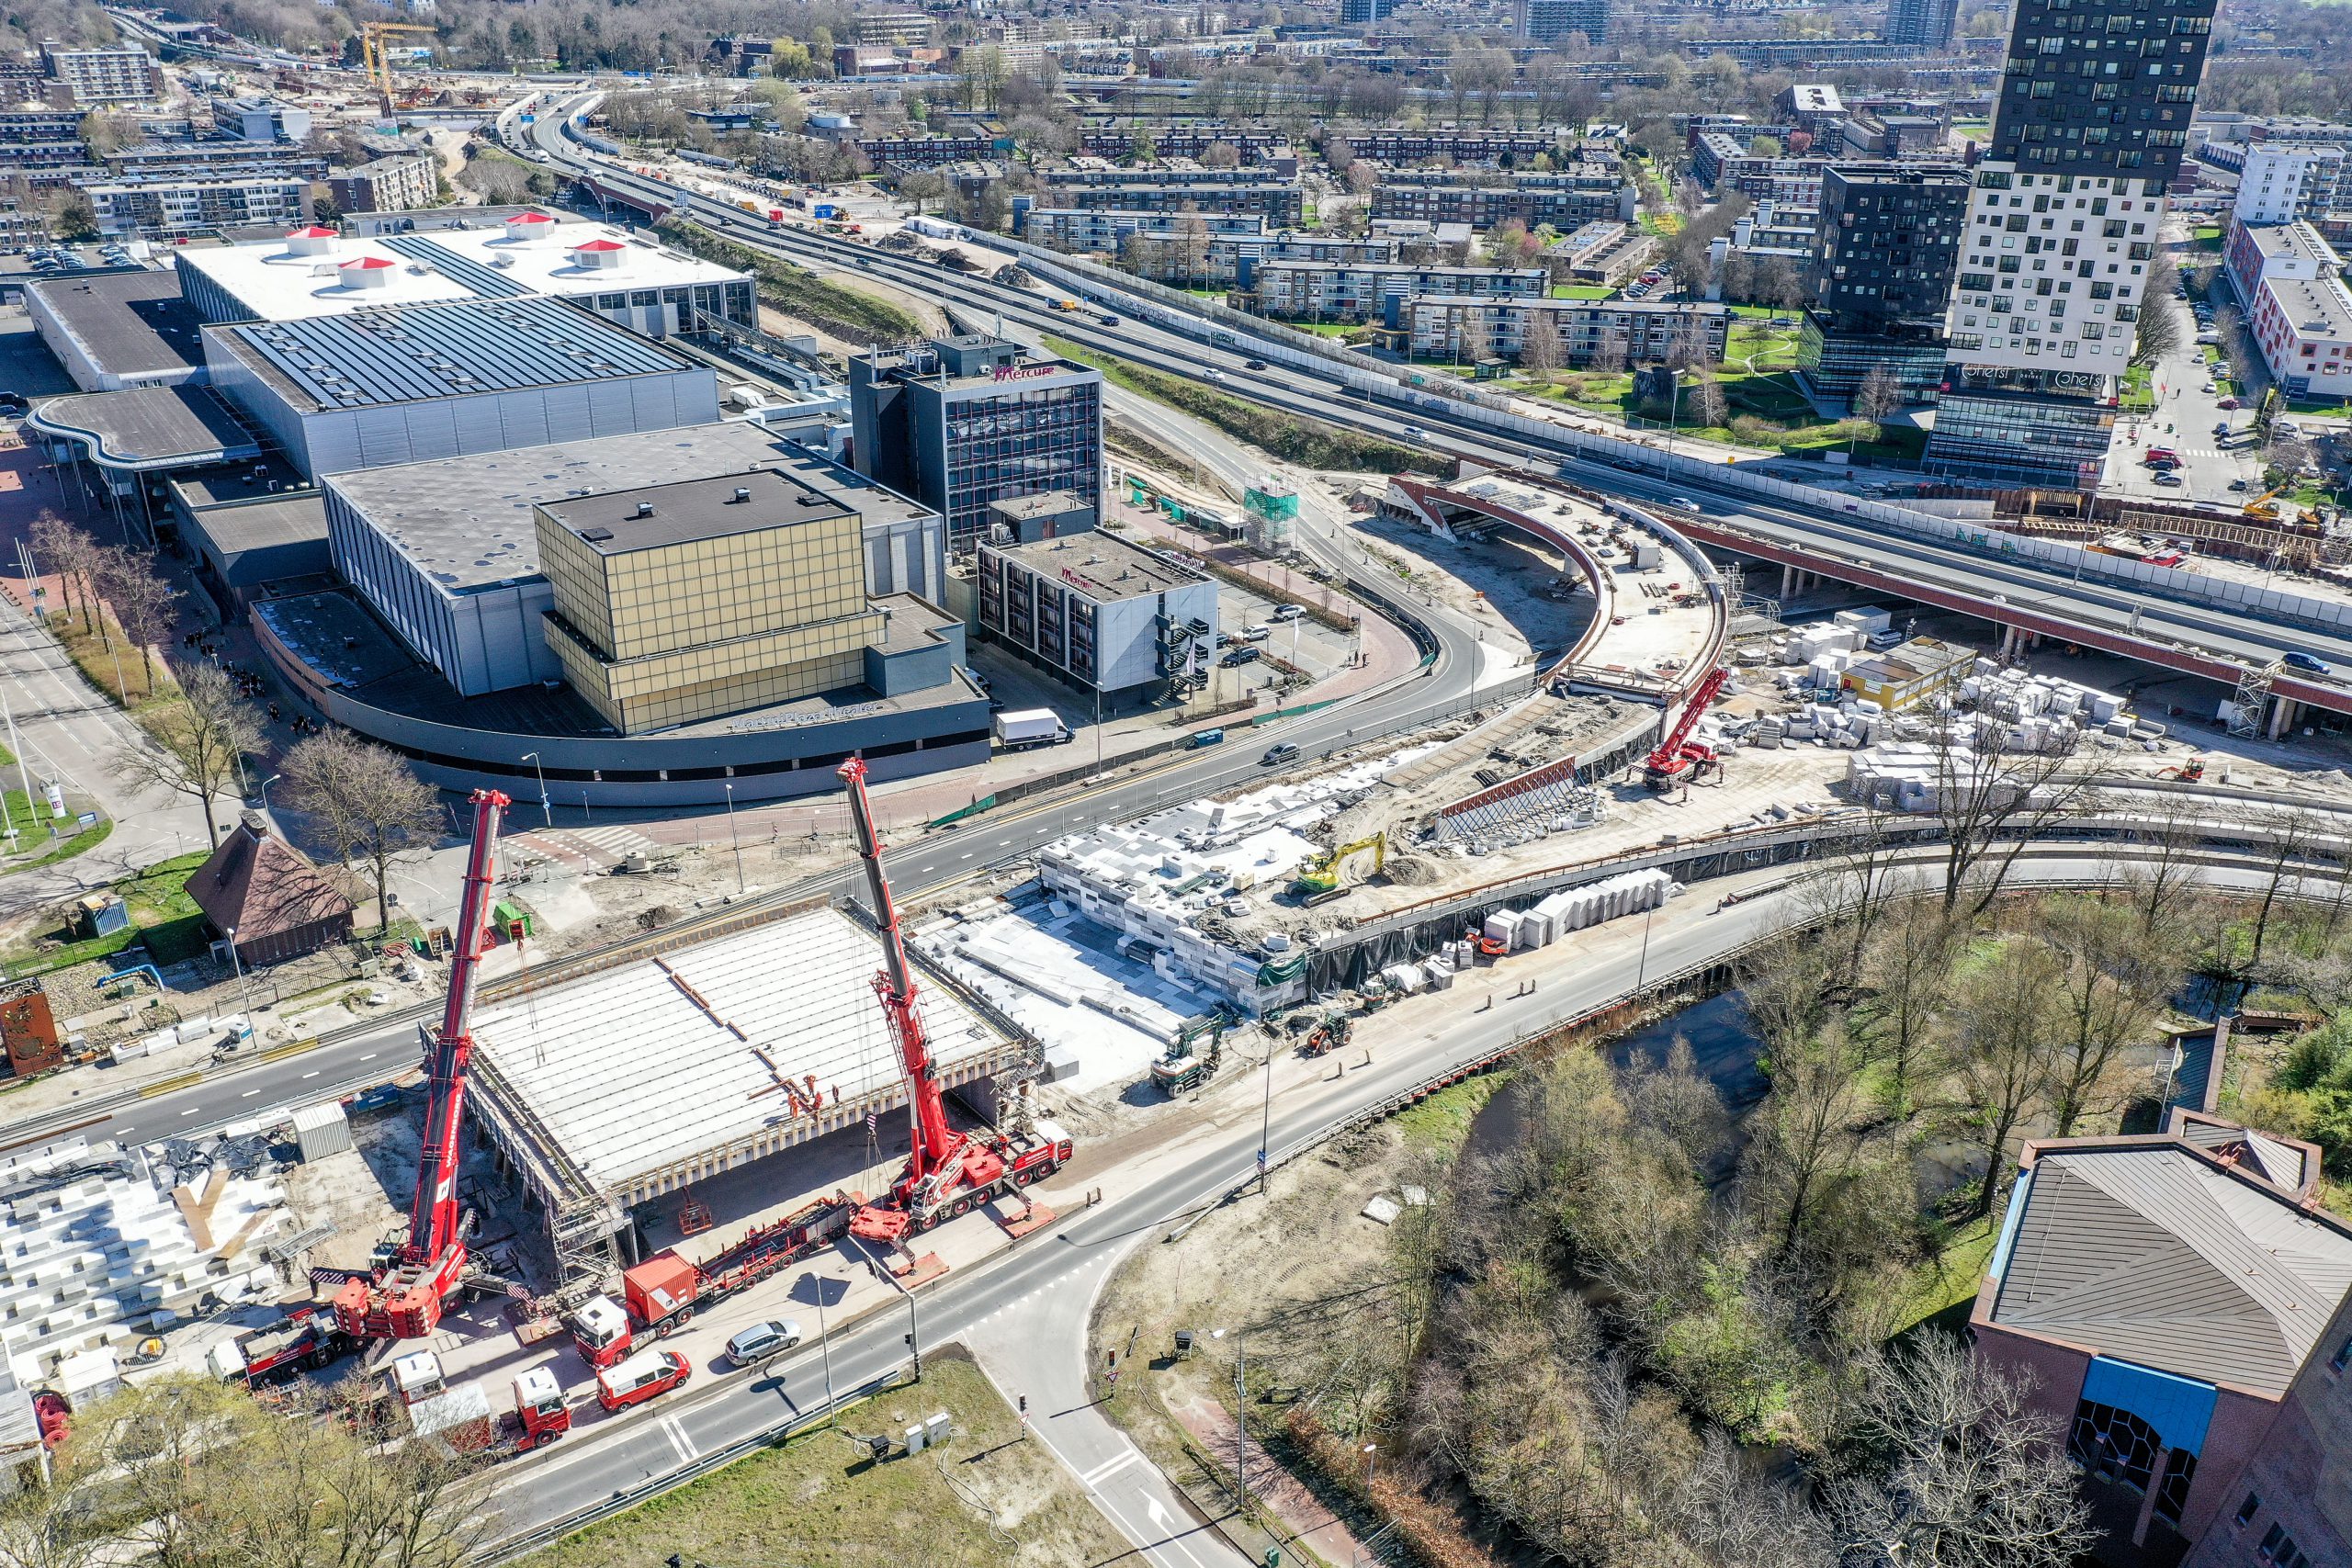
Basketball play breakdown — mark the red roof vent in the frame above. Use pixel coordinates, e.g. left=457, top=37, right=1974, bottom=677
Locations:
left=287, top=225, right=339, bottom=238
left=339, top=255, right=398, bottom=270
left=571, top=239, right=626, bottom=252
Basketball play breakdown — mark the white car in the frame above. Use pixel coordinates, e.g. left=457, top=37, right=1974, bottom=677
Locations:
left=1271, top=604, right=1305, bottom=621
left=1402, top=424, right=1428, bottom=439
left=1243, top=624, right=1272, bottom=641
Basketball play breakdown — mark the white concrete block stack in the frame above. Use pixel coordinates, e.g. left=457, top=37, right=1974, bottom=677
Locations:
left=0, top=1137, right=287, bottom=1381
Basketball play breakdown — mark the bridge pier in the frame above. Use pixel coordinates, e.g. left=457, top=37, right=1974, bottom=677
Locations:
left=2269, top=697, right=2301, bottom=741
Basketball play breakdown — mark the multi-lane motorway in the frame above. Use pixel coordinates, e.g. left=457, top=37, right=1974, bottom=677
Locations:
left=517, top=100, right=2352, bottom=721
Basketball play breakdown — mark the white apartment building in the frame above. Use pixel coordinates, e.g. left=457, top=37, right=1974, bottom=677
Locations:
left=2235, top=143, right=2348, bottom=225
left=1944, top=172, right=2167, bottom=377
left=39, top=40, right=162, bottom=105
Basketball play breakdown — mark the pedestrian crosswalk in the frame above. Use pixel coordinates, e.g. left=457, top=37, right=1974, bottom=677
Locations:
left=504, top=824, right=661, bottom=873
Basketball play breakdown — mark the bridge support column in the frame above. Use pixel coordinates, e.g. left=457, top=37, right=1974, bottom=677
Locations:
left=1780, top=564, right=1794, bottom=597
left=2268, top=697, right=2300, bottom=740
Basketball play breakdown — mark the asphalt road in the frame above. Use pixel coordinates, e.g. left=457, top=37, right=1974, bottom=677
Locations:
left=0, top=570, right=210, bottom=918
left=530, top=115, right=2352, bottom=708
left=480, top=844, right=2301, bottom=1560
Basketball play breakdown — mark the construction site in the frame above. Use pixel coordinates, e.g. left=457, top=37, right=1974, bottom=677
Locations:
left=19, top=445, right=2352, bottom=1478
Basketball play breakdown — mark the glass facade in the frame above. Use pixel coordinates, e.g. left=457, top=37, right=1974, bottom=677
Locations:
left=1923, top=384, right=2115, bottom=488
left=941, top=381, right=1102, bottom=547
left=535, top=477, right=880, bottom=734
left=1797, top=315, right=1952, bottom=400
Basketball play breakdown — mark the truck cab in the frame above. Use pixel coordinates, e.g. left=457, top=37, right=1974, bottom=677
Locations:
left=595, top=1348, right=690, bottom=1412
left=568, top=1293, right=632, bottom=1369
left=509, top=1367, right=571, bottom=1450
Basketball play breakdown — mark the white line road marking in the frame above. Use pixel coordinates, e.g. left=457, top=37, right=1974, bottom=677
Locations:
left=301, top=1071, right=319, bottom=1079
left=180, top=1107, right=198, bottom=1115
left=1080, top=1446, right=1142, bottom=1486
left=242, top=1089, right=259, bottom=1097
left=359, top=1053, right=378, bottom=1061
left=660, top=1416, right=696, bottom=1463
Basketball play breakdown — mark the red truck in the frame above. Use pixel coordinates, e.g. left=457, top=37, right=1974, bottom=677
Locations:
left=570, top=1192, right=856, bottom=1367
left=401, top=1365, right=573, bottom=1458
left=209, top=1303, right=355, bottom=1387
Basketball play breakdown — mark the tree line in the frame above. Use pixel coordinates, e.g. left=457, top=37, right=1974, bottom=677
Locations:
left=33, top=513, right=443, bottom=929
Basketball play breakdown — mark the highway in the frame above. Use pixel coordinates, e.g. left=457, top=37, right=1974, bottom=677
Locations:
left=516, top=100, right=2352, bottom=719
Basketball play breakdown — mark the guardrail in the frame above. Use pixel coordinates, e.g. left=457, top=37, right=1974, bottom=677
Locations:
left=475, top=1364, right=921, bottom=1563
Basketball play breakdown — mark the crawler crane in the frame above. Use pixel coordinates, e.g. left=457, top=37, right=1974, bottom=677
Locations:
left=838, top=757, right=1070, bottom=1246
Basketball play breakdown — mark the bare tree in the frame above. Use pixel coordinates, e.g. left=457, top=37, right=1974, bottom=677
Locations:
left=1944, top=936, right=2061, bottom=1218
left=2112, top=787, right=2211, bottom=940
left=1521, top=309, right=1566, bottom=380
left=2038, top=894, right=2172, bottom=1136
left=2245, top=807, right=2318, bottom=971
left=1855, top=365, right=1905, bottom=427
left=109, top=663, right=260, bottom=851
left=1829, top=1334, right=2096, bottom=1568
left=28, top=512, right=96, bottom=632
left=1851, top=893, right=1960, bottom=1120
left=1925, top=713, right=2101, bottom=919
left=97, top=548, right=172, bottom=694
left=1686, top=371, right=1728, bottom=429
left=3, top=1373, right=490, bottom=1568
left=285, top=728, right=445, bottom=931
left=2132, top=249, right=2183, bottom=365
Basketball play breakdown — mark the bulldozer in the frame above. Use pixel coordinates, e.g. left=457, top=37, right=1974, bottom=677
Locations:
left=1151, top=1011, right=1230, bottom=1095
left=1290, top=832, right=1386, bottom=905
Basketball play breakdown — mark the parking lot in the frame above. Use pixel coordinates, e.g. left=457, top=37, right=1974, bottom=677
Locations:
left=1212, top=575, right=1358, bottom=682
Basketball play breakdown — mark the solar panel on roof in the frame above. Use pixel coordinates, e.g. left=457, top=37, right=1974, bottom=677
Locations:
left=223, top=297, right=687, bottom=411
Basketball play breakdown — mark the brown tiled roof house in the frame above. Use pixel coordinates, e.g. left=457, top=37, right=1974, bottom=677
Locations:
left=186, top=812, right=355, bottom=966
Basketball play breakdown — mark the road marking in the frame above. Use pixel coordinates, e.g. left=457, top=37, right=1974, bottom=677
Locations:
left=659, top=1416, right=696, bottom=1463
left=242, top=1089, right=259, bottom=1098
left=1080, top=1446, right=1142, bottom=1486
left=301, top=1071, right=319, bottom=1079
left=359, top=1053, right=378, bottom=1061
left=180, top=1107, right=198, bottom=1115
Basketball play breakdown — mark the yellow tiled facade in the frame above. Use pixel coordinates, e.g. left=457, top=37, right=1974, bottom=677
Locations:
left=536, top=475, right=882, bottom=735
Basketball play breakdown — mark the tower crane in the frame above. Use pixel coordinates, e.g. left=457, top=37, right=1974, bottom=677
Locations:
left=837, top=757, right=1069, bottom=1247
left=360, top=21, right=435, bottom=101
left=1643, top=666, right=1730, bottom=788
left=331, top=789, right=509, bottom=1341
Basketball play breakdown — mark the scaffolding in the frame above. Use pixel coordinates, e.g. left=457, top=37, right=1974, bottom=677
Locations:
left=2230, top=659, right=2282, bottom=739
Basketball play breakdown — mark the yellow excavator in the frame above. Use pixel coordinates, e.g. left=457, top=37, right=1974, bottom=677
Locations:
left=1291, top=832, right=1385, bottom=905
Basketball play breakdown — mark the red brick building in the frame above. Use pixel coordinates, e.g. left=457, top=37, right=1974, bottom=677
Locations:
left=1971, top=1117, right=2352, bottom=1568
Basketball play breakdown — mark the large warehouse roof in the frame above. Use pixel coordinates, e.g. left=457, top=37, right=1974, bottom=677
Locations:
left=469, top=906, right=1013, bottom=1198
left=175, top=215, right=746, bottom=321
left=24, top=269, right=207, bottom=384
left=324, top=422, right=928, bottom=594
left=204, top=297, right=692, bottom=413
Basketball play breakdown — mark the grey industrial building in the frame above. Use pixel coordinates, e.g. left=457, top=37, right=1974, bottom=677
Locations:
left=976, top=532, right=1216, bottom=702
left=849, top=334, right=1103, bottom=552
left=23, top=271, right=209, bottom=393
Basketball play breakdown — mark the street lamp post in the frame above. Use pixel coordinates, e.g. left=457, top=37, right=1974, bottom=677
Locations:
left=1363, top=1442, right=1378, bottom=1494
left=805, top=1270, right=838, bottom=1425
left=1634, top=900, right=1658, bottom=993
left=521, top=752, right=552, bottom=828
left=222, top=926, right=253, bottom=1020
left=1257, top=1047, right=1272, bottom=1193
left=722, top=782, right=743, bottom=893
left=258, top=773, right=281, bottom=816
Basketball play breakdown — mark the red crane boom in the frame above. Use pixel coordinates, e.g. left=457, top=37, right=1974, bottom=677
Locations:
left=333, top=788, right=510, bottom=1340
left=838, top=757, right=1069, bottom=1246
left=1644, top=666, right=1730, bottom=788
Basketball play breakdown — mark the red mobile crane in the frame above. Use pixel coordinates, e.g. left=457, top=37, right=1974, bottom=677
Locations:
left=1643, top=667, right=1730, bottom=789
left=332, top=789, right=510, bottom=1341
left=838, top=757, right=1069, bottom=1247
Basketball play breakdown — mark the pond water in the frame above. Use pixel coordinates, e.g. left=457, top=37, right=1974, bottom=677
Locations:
left=1464, top=989, right=1769, bottom=1163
